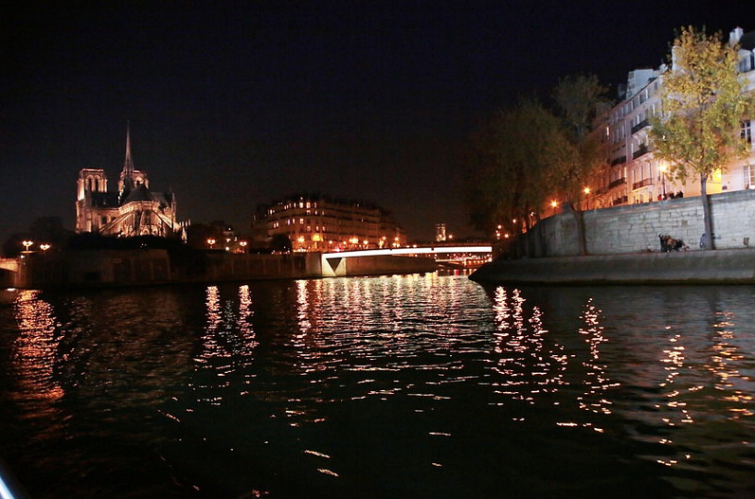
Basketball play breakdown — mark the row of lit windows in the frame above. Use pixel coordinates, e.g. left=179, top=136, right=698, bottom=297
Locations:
left=268, top=203, right=384, bottom=218
left=283, top=216, right=380, bottom=227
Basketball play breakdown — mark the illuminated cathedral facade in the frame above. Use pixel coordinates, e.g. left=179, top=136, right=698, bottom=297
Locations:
left=75, top=127, right=183, bottom=238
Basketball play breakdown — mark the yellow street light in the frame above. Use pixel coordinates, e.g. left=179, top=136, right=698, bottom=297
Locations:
left=22, top=240, right=33, bottom=252
left=659, top=163, right=667, bottom=198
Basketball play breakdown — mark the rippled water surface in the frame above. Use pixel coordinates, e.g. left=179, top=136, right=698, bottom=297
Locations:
left=1, top=275, right=755, bottom=498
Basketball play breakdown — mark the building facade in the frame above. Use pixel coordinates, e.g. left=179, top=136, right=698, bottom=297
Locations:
left=75, top=127, right=183, bottom=238
left=251, top=194, right=407, bottom=252
left=589, top=27, right=755, bottom=211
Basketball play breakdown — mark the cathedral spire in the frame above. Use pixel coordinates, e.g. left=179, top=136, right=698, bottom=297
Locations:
left=120, top=122, right=135, bottom=192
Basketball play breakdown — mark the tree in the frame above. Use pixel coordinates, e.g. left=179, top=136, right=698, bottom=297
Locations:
left=551, top=74, right=609, bottom=255
left=270, top=234, right=292, bottom=253
left=650, top=26, right=755, bottom=250
left=464, top=74, right=607, bottom=257
left=464, top=97, right=561, bottom=254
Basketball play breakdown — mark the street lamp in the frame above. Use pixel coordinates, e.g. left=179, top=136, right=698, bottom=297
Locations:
left=22, top=240, right=34, bottom=253
left=239, top=241, right=247, bottom=253
left=659, top=163, right=667, bottom=199
left=39, top=244, right=51, bottom=252
left=207, top=238, right=216, bottom=249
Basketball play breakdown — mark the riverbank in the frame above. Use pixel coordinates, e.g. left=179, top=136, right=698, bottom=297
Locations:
left=6, top=249, right=438, bottom=289
left=469, top=248, right=755, bottom=285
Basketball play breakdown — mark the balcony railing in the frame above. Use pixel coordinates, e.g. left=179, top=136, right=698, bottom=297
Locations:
left=611, top=156, right=627, bottom=166
left=632, top=177, right=653, bottom=190
left=633, top=144, right=649, bottom=159
left=608, top=177, right=627, bottom=189
left=631, top=119, right=650, bottom=134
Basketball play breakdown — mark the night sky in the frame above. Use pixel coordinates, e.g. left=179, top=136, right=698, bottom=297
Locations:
left=1, top=1, right=752, bottom=244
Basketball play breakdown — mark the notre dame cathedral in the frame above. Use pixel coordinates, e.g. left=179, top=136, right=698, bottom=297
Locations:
left=75, top=126, right=183, bottom=238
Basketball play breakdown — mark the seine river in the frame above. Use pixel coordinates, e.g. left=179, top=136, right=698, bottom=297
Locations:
left=1, top=274, right=754, bottom=498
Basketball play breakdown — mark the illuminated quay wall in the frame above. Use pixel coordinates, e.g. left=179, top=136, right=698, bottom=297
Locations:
left=515, top=189, right=755, bottom=258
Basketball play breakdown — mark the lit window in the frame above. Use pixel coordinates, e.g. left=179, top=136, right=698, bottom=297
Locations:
left=741, top=120, right=752, bottom=144
left=744, top=164, right=755, bottom=188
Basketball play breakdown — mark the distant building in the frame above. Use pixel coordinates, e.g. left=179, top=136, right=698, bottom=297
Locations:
left=75, top=126, right=183, bottom=238
left=589, top=27, right=755, bottom=211
left=251, top=194, right=406, bottom=251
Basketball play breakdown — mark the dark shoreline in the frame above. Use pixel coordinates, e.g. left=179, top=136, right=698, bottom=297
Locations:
left=469, top=248, right=755, bottom=285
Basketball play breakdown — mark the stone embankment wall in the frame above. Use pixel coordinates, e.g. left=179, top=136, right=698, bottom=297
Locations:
left=12, top=250, right=437, bottom=289
left=14, top=250, right=324, bottom=288
left=530, top=189, right=755, bottom=257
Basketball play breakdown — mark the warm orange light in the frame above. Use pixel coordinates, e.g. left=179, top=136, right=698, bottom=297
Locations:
left=584, top=187, right=591, bottom=194
left=551, top=200, right=558, bottom=208
left=22, top=240, right=34, bottom=252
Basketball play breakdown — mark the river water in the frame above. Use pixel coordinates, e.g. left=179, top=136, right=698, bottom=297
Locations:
left=1, top=274, right=754, bottom=498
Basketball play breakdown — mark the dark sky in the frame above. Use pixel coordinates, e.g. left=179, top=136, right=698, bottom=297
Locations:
left=1, top=0, right=752, bottom=244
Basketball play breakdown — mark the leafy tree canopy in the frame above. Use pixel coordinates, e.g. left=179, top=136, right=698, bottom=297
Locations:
left=650, top=26, right=755, bottom=184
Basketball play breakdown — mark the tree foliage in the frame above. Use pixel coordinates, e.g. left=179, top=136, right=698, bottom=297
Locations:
left=650, top=26, right=755, bottom=249
left=550, top=74, right=608, bottom=210
left=464, top=97, right=560, bottom=237
left=651, top=27, right=754, bottom=183
left=464, top=74, right=608, bottom=256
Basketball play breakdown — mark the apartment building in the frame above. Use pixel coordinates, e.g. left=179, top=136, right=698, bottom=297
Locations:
left=251, top=194, right=407, bottom=252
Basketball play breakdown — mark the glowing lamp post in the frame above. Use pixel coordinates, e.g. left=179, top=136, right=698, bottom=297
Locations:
left=22, top=240, right=34, bottom=253
left=659, top=163, right=667, bottom=199
left=207, top=238, right=216, bottom=249
left=39, top=244, right=51, bottom=252
left=239, top=241, right=247, bottom=253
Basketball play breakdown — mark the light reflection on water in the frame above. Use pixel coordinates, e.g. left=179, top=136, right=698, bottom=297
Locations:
left=0, top=277, right=754, bottom=498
